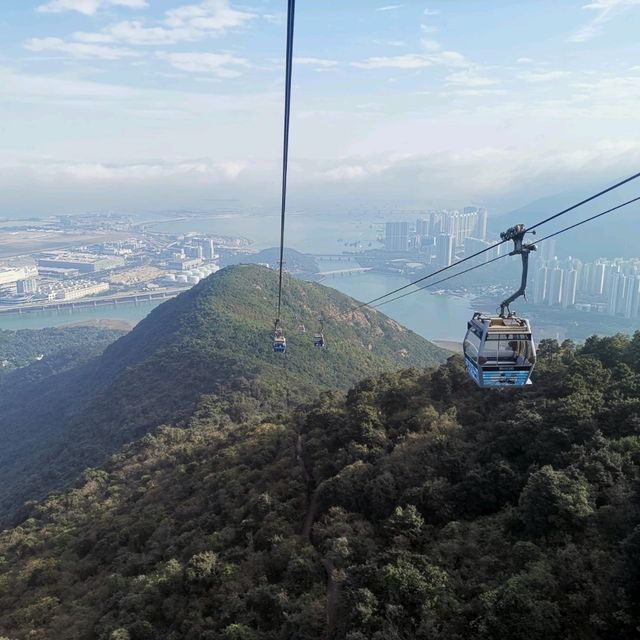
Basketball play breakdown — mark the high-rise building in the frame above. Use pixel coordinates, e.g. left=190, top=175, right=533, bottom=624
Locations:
left=533, top=267, right=548, bottom=304
left=591, top=262, right=606, bottom=295
left=423, top=208, right=487, bottom=247
left=547, top=267, right=563, bottom=306
left=416, top=218, right=429, bottom=238
left=625, top=276, right=640, bottom=319
left=428, top=211, right=444, bottom=236
left=579, top=262, right=592, bottom=294
left=477, top=208, right=488, bottom=241
left=540, top=238, right=556, bottom=263
left=436, top=233, right=454, bottom=268
left=608, top=272, right=627, bottom=316
left=198, top=238, right=217, bottom=260
left=561, top=269, right=578, bottom=308
left=385, top=222, right=410, bottom=252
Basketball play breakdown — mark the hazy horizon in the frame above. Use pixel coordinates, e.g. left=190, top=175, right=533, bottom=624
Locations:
left=1, top=0, right=640, bottom=216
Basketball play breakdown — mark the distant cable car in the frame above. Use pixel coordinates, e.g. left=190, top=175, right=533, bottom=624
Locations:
left=273, top=320, right=287, bottom=353
left=313, top=317, right=325, bottom=348
left=464, top=313, right=535, bottom=386
left=464, top=224, right=537, bottom=388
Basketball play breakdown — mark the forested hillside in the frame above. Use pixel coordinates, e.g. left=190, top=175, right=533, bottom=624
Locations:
left=0, top=325, right=125, bottom=374
left=2, top=333, right=640, bottom=639
left=0, top=265, right=446, bottom=527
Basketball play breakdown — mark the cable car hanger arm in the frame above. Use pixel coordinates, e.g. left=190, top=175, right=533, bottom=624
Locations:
left=499, top=224, right=536, bottom=318
left=370, top=195, right=640, bottom=311
left=342, top=171, right=640, bottom=316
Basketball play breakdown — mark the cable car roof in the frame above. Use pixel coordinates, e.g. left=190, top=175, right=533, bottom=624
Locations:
left=470, top=314, right=531, bottom=333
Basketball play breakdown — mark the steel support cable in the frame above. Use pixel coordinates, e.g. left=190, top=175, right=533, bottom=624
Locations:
left=528, top=171, right=640, bottom=233
left=276, top=0, right=296, bottom=323
left=370, top=194, right=640, bottom=309
left=372, top=255, right=506, bottom=310
left=347, top=171, right=640, bottom=314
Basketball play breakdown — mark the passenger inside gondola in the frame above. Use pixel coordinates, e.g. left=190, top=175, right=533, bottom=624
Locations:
left=509, top=339, right=535, bottom=365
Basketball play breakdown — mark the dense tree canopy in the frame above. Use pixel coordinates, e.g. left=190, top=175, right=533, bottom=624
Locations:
left=2, top=332, right=640, bottom=639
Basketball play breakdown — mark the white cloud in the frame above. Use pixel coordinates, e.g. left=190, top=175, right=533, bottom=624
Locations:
left=583, top=0, right=640, bottom=8
left=376, top=5, right=403, bottom=11
left=294, top=57, right=339, bottom=68
left=353, top=54, right=433, bottom=69
left=569, top=22, right=600, bottom=42
left=25, top=37, right=139, bottom=60
left=423, top=8, right=440, bottom=15
left=37, top=0, right=147, bottom=15
left=0, top=66, right=278, bottom=114
left=519, top=70, right=569, bottom=83
left=570, top=0, right=640, bottom=42
left=372, top=39, right=406, bottom=48
left=104, top=21, right=196, bottom=45
left=165, top=0, right=255, bottom=31
left=64, top=1, right=256, bottom=49
left=157, top=51, right=250, bottom=77
left=420, top=23, right=438, bottom=34
left=25, top=159, right=247, bottom=182
left=318, top=164, right=370, bottom=181
left=517, top=57, right=533, bottom=64
left=447, top=70, right=498, bottom=87
left=73, top=31, right=117, bottom=44
left=354, top=49, right=469, bottom=71
left=440, top=89, right=507, bottom=97
left=421, top=39, right=440, bottom=51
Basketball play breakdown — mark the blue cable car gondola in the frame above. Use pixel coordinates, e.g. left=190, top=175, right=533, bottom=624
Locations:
left=273, top=336, right=287, bottom=353
left=313, top=317, right=325, bottom=348
left=273, top=320, right=286, bottom=353
left=464, top=224, right=537, bottom=388
left=464, top=313, right=536, bottom=387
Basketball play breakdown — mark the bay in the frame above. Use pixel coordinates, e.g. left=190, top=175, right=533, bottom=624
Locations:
left=152, top=212, right=382, bottom=254
left=323, top=272, right=472, bottom=342
left=0, top=272, right=471, bottom=341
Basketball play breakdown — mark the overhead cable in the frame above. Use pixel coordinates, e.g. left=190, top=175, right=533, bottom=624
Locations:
left=276, top=0, right=296, bottom=322
left=348, top=171, right=640, bottom=312
left=369, top=194, right=640, bottom=309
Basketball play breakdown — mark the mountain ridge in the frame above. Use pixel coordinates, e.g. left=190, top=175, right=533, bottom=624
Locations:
left=0, top=264, right=446, bottom=527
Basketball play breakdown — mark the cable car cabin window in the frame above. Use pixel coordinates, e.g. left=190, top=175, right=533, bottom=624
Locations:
left=487, top=335, right=534, bottom=365
left=464, top=331, right=481, bottom=362
left=470, top=326, right=483, bottom=341
left=482, top=332, right=534, bottom=365
left=482, top=335, right=500, bottom=363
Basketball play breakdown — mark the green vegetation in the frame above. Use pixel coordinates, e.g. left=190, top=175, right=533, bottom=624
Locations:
left=0, top=326, right=124, bottom=372
left=2, top=333, right=640, bottom=639
left=0, top=265, right=445, bottom=527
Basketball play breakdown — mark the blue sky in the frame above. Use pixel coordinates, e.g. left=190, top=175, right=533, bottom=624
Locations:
left=1, top=0, right=640, bottom=214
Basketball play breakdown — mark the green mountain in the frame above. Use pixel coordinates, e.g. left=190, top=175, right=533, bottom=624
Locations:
left=0, top=265, right=446, bottom=527
left=0, top=325, right=125, bottom=376
left=1, top=334, right=640, bottom=640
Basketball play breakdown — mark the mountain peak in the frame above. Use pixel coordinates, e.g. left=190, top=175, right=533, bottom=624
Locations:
left=0, top=265, right=447, bottom=526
